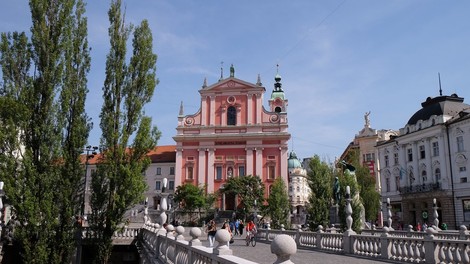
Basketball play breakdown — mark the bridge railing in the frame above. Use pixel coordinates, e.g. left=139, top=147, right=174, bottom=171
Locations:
left=256, top=225, right=470, bottom=263
left=138, top=222, right=297, bottom=264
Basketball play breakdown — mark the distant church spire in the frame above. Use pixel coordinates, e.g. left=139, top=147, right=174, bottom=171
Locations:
left=179, top=101, right=184, bottom=116
left=438, top=72, right=442, bottom=96
left=274, top=64, right=283, bottom=92
left=256, top=74, right=262, bottom=86
left=202, top=77, right=207, bottom=88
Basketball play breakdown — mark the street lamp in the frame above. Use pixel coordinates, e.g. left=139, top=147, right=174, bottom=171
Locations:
left=81, top=145, right=98, bottom=217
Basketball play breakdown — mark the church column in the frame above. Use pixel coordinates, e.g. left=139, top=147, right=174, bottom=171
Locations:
left=255, top=147, right=263, bottom=178
left=256, top=94, right=262, bottom=124
left=209, top=96, right=215, bottom=126
left=175, top=148, right=183, bottom=186
left=280, top=146, right=289, bottom=184
left=236, top=106, right=241, bottom=126
left=207, top=148, right=215, bottom=193
left=198, top=148, right=206, bottom=187
left=201, top=96, right=207, bottom=126
left=246, top=147, right=254, bottom=176
left=247, top=94, right=253, bottom=125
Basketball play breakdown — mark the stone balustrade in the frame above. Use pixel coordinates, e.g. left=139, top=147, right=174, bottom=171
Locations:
left=256, top=225, right=470, bottom=263
left=138, top=222, right=297, bottom=264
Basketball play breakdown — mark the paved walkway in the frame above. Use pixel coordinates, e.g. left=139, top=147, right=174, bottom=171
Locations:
left=202, top=234, right=391, bottom=264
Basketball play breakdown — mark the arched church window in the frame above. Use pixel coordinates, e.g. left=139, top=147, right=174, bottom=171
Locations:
left=227, top=106, right=236, bottom=125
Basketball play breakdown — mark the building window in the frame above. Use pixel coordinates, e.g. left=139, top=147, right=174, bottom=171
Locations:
left=407, top=148, right=413, bottom=162
left=156, top=167, right=161, bottom=175
left=394, top=153, right=398, bottom=165
left=386, top=177, right=390, bottom=192
left=421, top=170, right=427, bottom=183
left=170, top=167, right=175, bottom=175
left=457, top=136, right=464, bottom=152
left=239, top=166, right=245, bottom=177
left=460, top=167, right=467, bottom=172
left=419, top=145, right=425, bottom=159
left=216, top=166, right=222, bottom=180
left=227, top=106, right=237, bottom=125
left=464, top=200, right=470, bottom=221
left=435, top=168, right=441, bottom=181
left=395, top=176, right=400, bottom=191
left=363, top=153, right=375, bottom=162
left=432, top=142, right=439, bottom=157
left=384, top=155, right=389, bottom=167
left=268, top=165, right=276, bottom=180
left=187, top=167, right=193, bottom=180
left=156, top=181, right=161, bottom=190
left=169, top=180, right=174, bottom=190
left=461, top=177, right=467, bottom=183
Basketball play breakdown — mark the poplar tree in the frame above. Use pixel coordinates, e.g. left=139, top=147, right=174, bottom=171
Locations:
left=88, top=0, right=160, bottom=262
left=265, top=178, right=290, bottom=229
left=306, top=155, right=334, bottom=230
left=0, top=0, right=91, bottom=263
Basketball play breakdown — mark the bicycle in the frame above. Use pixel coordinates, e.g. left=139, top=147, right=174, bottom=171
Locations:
left=245, top=230, right=256, bottom=247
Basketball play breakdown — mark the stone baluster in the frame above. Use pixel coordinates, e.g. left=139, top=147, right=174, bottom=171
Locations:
left=345, top=186, right=353, bottom=232
left=387, top=198, right=394, bottom=230
left=189, top=227, right=202, bottom=246
left=316, top=225, right=324, bottom=249
left=432, top=198, right=440, bottom=230
left=459, top=225, right=469, bottom=240
left=271, top=234, right=297, bottom=264
left=213, top=229, right=232, bottom=255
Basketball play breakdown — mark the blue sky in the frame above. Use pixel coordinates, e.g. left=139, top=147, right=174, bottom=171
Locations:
left=1, top=0, right=470, bottom=162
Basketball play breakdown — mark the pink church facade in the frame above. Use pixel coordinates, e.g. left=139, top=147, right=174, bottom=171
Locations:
left=173, top=68, right=290, bottom=209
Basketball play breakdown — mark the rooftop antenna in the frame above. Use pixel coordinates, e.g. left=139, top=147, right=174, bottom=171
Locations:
left=438, top=72, right=442, bottom=96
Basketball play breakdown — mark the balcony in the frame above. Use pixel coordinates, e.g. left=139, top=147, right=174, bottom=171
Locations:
left=399, top=183, right=441, bottom=194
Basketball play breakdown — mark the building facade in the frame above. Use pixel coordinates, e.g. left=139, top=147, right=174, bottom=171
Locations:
left=377, top=93, right=470, bottom=230
left=287, top=151, right=310, bottom=226
left=340, top=112, right=398, bottom=192
left=173, top=67, right=290, bottom=210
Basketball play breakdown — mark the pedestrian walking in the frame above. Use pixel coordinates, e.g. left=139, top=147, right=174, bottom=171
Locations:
left=207, top=220, right=217, bottom=247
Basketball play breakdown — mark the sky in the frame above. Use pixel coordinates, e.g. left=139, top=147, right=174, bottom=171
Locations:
left=1, top=0, right=470, bottom=162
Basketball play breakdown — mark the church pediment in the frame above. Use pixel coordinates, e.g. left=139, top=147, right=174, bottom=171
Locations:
left=200, top=77, right=265, bottom=94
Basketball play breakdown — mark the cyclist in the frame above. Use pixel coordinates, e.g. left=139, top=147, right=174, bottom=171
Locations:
left=245, top=220, right=256, bottom=241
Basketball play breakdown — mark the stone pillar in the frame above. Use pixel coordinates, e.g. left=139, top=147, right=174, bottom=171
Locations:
left=271, top=234, right=297, bottom=264
left=213, top=229, right=232, bottom=255
left=175, top=148, right=183, bottom=186
left=201, top=96, right=207, bottom=126
left=255, top=93, right=262, bottom=124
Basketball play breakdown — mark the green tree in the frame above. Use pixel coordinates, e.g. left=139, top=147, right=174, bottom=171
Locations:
left=88, top=0, right=160, bottom=262
left=174, top=183, right=214, bottom=223
left=306, top=155, right=334, bottom=230
left=265, top=178, right=290, bottom=229
left=221, top=175, right=265, bottom=221
left=0, top=1, right=91, bottom=263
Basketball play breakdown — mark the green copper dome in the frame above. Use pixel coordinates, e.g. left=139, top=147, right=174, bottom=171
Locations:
left=288, top=151, right=302, bottom=169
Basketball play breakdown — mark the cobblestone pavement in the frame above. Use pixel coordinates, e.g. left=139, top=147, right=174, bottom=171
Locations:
left=203, top=234, right=391, bottom=264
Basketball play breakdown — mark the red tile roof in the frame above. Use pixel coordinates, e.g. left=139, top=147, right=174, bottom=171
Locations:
left=81, top=145, right=176, bottom=164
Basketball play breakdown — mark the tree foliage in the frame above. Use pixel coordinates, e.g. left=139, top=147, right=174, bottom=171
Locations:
left=265, top=178, right=290, bottom=229
left=174, top=183, right=215, bottom=222
left=0, top=0, right=91, bottom=263
left=220, top=175, right=265, bottom=220
left=306, top=155, right=334, bottom=230
left=88, top=0, right=160, bottom=263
